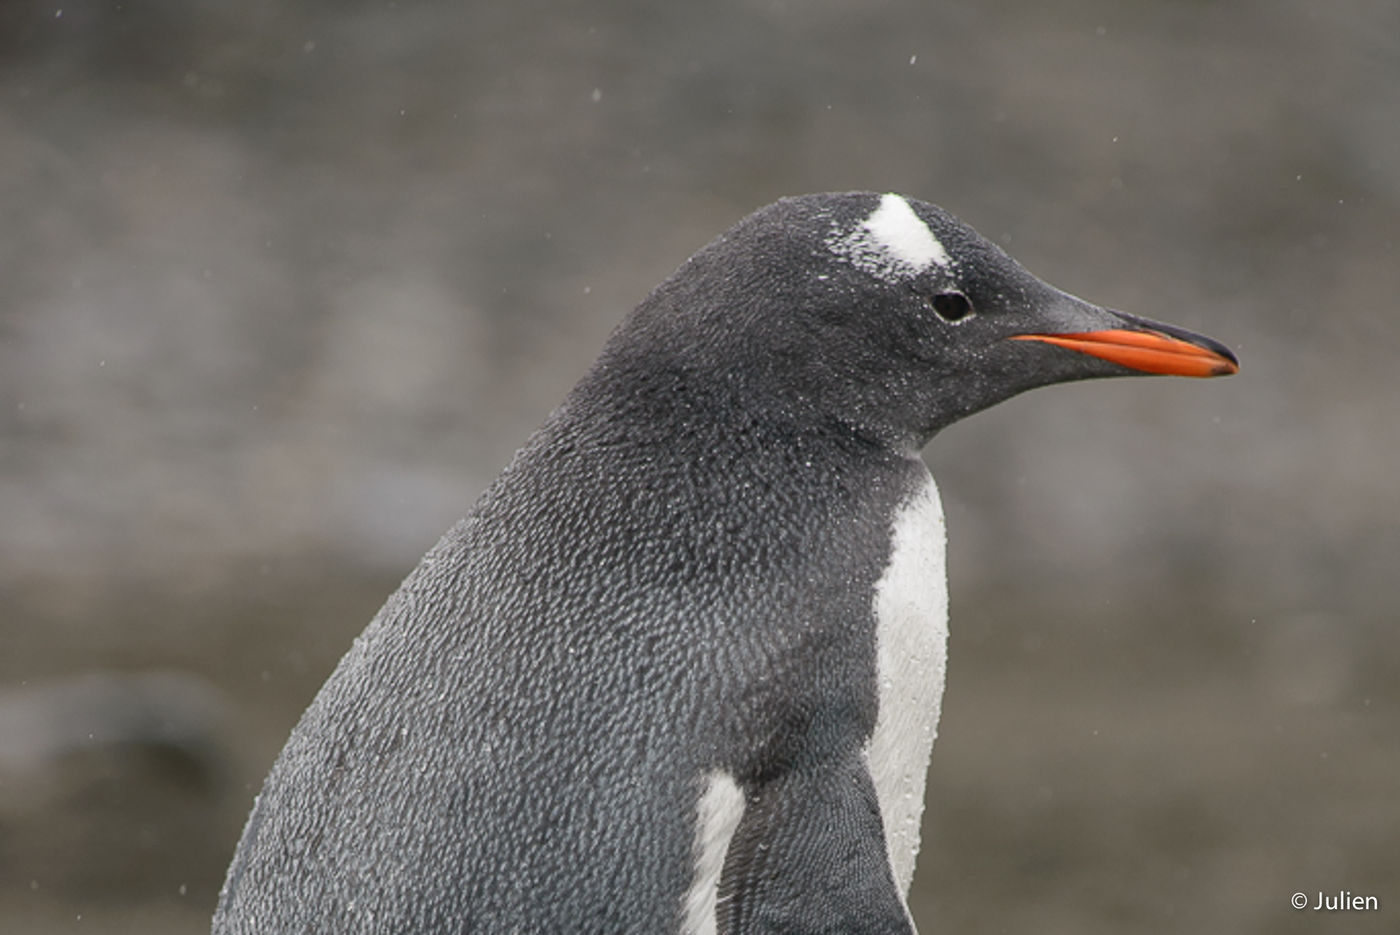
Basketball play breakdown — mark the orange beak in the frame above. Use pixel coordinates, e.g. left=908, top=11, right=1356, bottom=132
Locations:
left=1010, top=329, right=1239, bottom=378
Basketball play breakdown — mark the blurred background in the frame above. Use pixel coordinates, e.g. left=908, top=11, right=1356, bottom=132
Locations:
left=1, top=1, right=1396, bottom=932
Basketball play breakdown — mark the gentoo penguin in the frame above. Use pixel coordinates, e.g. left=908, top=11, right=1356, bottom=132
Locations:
left=212, top=192, right=1237, bottom=934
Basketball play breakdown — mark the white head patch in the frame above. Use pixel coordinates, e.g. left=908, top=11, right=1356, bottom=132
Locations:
left=827, top=193, right=951, bottom=282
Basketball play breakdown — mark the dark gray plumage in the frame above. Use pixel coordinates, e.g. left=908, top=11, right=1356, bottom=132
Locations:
left=212, top=193, right=1236, bottom=934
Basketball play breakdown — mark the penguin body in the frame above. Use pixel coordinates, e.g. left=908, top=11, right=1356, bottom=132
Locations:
left=213, top=193, right=1236, bottom=934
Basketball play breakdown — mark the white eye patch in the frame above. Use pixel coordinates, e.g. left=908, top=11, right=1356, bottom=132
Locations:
left=827, top=193, right=951, bottom=282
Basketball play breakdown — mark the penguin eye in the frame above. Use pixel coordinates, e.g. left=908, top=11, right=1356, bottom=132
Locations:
left=929, top=291, right=974, bottom=323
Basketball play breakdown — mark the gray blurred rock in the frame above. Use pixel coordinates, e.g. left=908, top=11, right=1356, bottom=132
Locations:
left=0, top=671, right=232, bottom=901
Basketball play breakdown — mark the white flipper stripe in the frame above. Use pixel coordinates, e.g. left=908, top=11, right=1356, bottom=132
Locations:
left=680, top=770, right=746, bottom=935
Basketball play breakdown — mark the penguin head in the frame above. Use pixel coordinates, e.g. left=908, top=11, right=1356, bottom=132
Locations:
left=595, top=192, right=1237, bottom=452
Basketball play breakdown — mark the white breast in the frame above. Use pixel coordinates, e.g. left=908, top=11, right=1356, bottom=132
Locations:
left=864, top=470, right=949, bottom=899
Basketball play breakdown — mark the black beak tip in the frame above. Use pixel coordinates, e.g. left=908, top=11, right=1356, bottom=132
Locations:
left=1111, top=309, right=1239, bottom=372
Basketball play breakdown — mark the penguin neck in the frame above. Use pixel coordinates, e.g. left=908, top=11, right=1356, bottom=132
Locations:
left=576, top=345, right=930, bottom=466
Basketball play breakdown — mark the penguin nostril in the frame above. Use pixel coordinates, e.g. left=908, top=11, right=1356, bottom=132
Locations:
left=930, top=291, right=974, bottom=323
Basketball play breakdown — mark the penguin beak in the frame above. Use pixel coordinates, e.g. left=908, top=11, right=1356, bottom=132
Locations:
left=1010, top=311, right=1239, bottom=378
